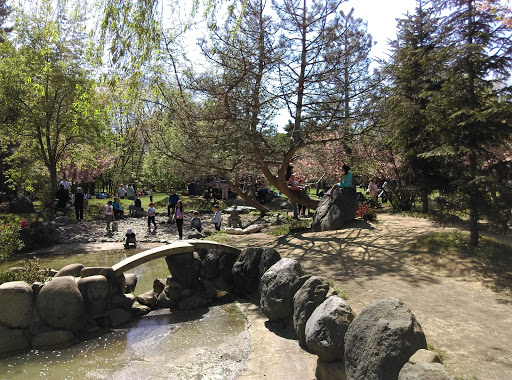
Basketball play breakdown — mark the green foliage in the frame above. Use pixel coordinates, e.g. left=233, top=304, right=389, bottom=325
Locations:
left=0, top=259, right=50, bottom=285
left=0, top=217, right=24, bottom=264
left=267, top=215, right=310, bottom=236
left=327, top=280, right=350, bottom=300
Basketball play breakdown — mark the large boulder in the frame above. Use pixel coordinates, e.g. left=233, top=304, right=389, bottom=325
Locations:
left=36, top=277, right=86, bottom=332
left=259, top=248, right=281, bottom=279
left=19, top=222, right=59, bottom=249
left=201, top=249, right=239, bottom=284
left=232, top=247, right=264, bottom=294
left=0, top=326, right=30, bottom=353
left=260, top=258, right=304, bottom=321
left=312, top=187, right=358, bottom=232
left=124, top=273, right=138, bottom=293
left=8, top=196, right=34, bottom=213
left=293, top=276, right=330, bottom=345
left=54, top=263, right=84, bottom=278
left=0, top=281, right=33, bottom=329
left=344, top=297, right=427, bottom=380
left=77, top=275, right=109, bottom=316
left=305, top=296, right=355, bottom=361
left=31, top=330, right=75, bottom=349
left=399, top=361, right=456, bottom=380
left=165, top=253, right=202, bottom=289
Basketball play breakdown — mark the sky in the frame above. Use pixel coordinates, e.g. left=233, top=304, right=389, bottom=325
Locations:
left=343, top=0, right=418, bottom=59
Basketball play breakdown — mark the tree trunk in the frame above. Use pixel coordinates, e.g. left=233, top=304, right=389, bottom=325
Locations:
left=421, top=168, right=429, bottom=214
left=228, top=182, right=270, bottom=214
left=469, top=151, right=479, bottom=246
left=49, top=163, right=58, bottom=200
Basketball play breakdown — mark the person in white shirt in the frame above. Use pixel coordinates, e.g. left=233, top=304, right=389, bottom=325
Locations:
left=212, top=204, right=222, bottom=231
left=104, top=200, right=114, bottom=231
left=60, top=178, right=70, bottom=190
left=147, top=202, right=157, bottom=229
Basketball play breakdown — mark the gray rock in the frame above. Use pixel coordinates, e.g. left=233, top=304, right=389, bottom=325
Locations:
left=136, top=290, right=158, bottom=309
left=201, top=279, right=217, bottom=300
left=107, top=308, right=132, bottom=327
left=201, top=249, right=239, bottom=284
left=131, top=301, right=152, bottom=316
left=80, top=267, right=106, bottom=278
left=124, top=273, right=138, bottom=293
left=31, top=330, right=75, bottom=349
left=77, top=275, right=109, bottom=316
left=312, top=187, right=358, bottom=232
left=293, top=276, right=330, bottom=345
left=260, top=258, right=304, bottom=321
left=399, top=361, right=456, bottom=380
left=36, top=277, right=86, bottom=332
left=259, top=248, right=281, bottom=279
left=0, top=326, right=29, bottom=353
left=315, top=358, right=347, bottom=380
left=8, top=196, right=34, bottom=213
left=408, top=349, right=441, bottom=364
left=305, top=296, right=354, bottom=361
left=165, top=253, right=202, bottom=289
left=54, top=263, right=84, bottom=278
left=28, top=308, right=50, bottom=336
left=54, top=215, right=73, bottom=224
left=0, top=281, right=33, bottom=328
left=157, top=291, right=173, bottom=308
left=232, top=247, right=264, bottom=294
left=344, top=297, right=427, bottom=380
left=178, top=295, right=208, bottom=310
left=153, top=278, right=165, bottom=295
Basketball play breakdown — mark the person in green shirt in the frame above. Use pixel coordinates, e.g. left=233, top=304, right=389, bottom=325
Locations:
left=329, top=164, right=353, bottom=195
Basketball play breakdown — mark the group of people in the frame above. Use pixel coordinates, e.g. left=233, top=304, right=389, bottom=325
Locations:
left=54, top=180, right=88, bottom=221
left=118, top=183, right=136, bottom=200
left=103, top=188, right=224, bottom=246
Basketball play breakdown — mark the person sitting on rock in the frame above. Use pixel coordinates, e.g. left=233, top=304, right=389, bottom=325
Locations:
left=190, top=211, right=203, bottom=232
left=329, top=164, right=353, bottom=197
left=124, top=227, right=136, bottom=248
left=113, top=197, right=124, bottom=219
left=129, top=196, right=142, bottom=216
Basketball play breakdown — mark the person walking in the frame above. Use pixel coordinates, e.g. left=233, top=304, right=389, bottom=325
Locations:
left=174, top=200, right=184, bottom=240
left=147, top=202, right=157, bottom=229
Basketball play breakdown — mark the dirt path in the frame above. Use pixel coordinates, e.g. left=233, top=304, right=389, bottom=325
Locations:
left=227, top=214, right=512, bottom=380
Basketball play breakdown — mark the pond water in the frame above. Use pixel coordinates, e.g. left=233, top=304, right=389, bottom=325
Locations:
left=0, top=249, right=251, bottom=379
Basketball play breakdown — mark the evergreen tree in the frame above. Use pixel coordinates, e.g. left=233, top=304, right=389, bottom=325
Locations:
left=384, top=0, right=447, bottom=212
left=429, top=0, right=512, bottom=245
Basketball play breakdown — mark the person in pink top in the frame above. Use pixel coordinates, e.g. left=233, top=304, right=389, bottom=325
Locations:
left=174, top=200, right=184, bottom=240
left=367, top=177, right=380, bottom=205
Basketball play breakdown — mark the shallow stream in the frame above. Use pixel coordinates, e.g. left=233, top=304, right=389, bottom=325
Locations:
left=0, top=249, right=251, bottom=379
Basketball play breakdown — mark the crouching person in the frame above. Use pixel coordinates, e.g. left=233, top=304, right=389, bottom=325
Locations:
left=124, top=228, right=137, bottom=248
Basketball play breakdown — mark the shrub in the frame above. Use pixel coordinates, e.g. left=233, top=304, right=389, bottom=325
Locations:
left=355, top=203, right=377, bottom=222
left=0, top=218, right=24, bottom=264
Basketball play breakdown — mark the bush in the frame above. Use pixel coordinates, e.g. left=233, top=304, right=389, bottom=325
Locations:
left=0, top=218, right=24, bottom=264
left=355, top=203, right=377, bottom=222
left=0, top=258, right=50, bottom=285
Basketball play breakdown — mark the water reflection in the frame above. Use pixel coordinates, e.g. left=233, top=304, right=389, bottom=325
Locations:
left=0, top=249, right=250, bottom=379
left=0, top=304, right=249, bottom=379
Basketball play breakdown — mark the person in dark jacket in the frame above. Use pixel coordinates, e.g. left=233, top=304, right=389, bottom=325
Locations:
left=167, top=190, right=180, bottom=217
left=74, top=187, right=85, bottom=220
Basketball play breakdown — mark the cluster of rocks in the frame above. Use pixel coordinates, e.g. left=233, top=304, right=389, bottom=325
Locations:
left=0, top=264, right=135, bottom=353
left=0, top=243, right=455, bottom=379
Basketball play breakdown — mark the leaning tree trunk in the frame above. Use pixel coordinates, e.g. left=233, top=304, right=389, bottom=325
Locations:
left=227, top=180, right=270, bottom=214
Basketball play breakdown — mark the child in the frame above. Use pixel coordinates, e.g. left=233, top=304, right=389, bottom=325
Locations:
left=190, top=211, right=203, bottom=232
left=174, top=200, right=184, bottom=240
left=104, top=200, right=114, bottom=231
left=212, top=204, right=222, bottom=231
left=124, top=227, right=136, bottom=248
left=147, top=202, right=157, bottom=229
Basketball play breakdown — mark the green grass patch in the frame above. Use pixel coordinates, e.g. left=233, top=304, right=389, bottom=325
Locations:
left=327, top=279, right=350, bottom=300
left=410, top=231, right=512, bottom=294
left=267, top=216, right=311, bottom=236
